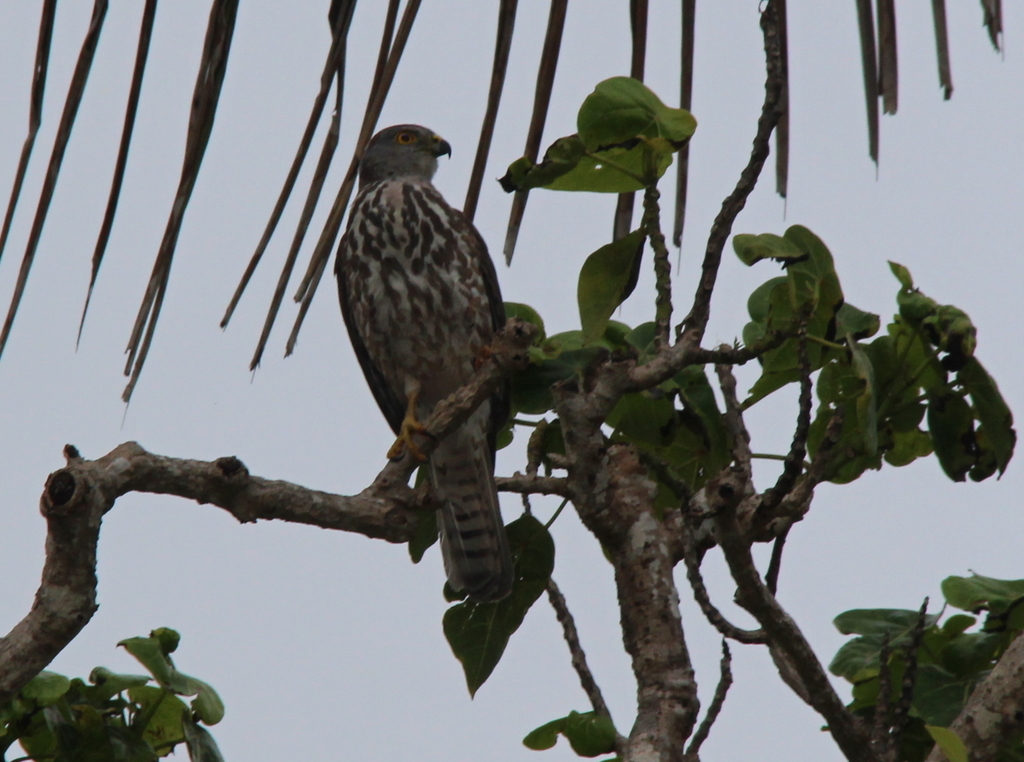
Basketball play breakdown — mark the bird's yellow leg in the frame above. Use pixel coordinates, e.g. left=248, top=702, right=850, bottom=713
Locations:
left=387, top=390, right=429, bottom=461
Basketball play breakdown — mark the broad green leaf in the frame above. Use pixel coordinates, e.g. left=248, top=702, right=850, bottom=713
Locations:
left=884, top=428, right=932, bottom=467
left=182, top=717, right=225, bottom=762
left=942, top=632, right=1001, bottom=677
left=578, top=230, right=646, bottom=343
left=957, top=358, right=1015, bottom=475
left=499, top=135, right=586, bottom=192
left=942, top=574, right=1024, bottom=616
left=746, top=277, right=788, bottom=324
left=408, top=508, right=439, bottom=564
left=927, top=392, right=976, bottom=482
left=511, top=345, right=608, bottom=415
left=836, top=303, right=880, bottom=340
left=523, top=718, right=566, bottom=751
left=85, top=668, right=150, bottom=702
left=563, top=711, right=618, bottom=757
left=499, top=134, right=674, bottom=193
left=925, top=726, right=968, bottom=762
left=889, top=261, right=914, bottom=289
left=830, top=608, right=939, bottom=679
left=547, top=144, right=671, bottom=192
left=444, top=515, right=555, bottom=696
left=605, top=392, right=674, bottom=445
left=733, top=233, right=803, bottom=266
left=942, top=615, right=977, bottom=636
left=128, top=686, right=188, bottom=751
left=849, top=337, right=878, bottom=455
left=913, top=664, right=975, bottom=727
left=21, top=672, right=70, bottom=706
left=504, top=302, right=546, bottom=343
left=119, top=637, right=177, bottom=688
left=577, top=77, right=696, bottom=151
left=189, top=680, right=224, bottom=726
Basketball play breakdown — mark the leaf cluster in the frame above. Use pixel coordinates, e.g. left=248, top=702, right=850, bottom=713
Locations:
left=830, top=574, right=1024, bottom=762
left=523, top=710, right=619, bottom=759
left=737, top=228, right=1014, bottom=484
left=500, top=77, right=695, bottom=195
left=0, top=629, right=224, bottom=762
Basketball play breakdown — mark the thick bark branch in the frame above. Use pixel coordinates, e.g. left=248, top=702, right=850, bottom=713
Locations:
left=924, top=629, right=1024, bottom=762
left=714, top=500, right=871, bottom=762
left=0, top=321, right=534, bottom=705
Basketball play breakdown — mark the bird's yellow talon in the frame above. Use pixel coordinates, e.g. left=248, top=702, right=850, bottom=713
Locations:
left=388, top=392, right=428, bottom=461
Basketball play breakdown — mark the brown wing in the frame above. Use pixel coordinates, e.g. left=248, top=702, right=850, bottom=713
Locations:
left=334, top=230, right=405, bottom=436
left=451, top=208, right=509, bottom=465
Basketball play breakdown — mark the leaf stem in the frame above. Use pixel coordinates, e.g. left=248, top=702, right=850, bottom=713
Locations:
left=805, top=334, right=847, bottom=352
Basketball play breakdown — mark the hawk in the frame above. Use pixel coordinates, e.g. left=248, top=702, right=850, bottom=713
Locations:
left=334, top=124, right=514, bottom=602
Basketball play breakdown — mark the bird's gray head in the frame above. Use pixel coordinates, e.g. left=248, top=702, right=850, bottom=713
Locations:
left=358, top=124, right=452, bottom=188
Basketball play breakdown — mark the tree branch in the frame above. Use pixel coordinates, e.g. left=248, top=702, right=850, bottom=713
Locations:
left=546, top=578, right=626, bottom=754
left=684, top=640, right=733, bottom=762
left=677, top=0, right=786, bottom=347
left=923, top=628, right=1024, bottom=762
left=495, top=472, right=570, bottom=496
left=0, top=320, right=535, bottom=705
left=713, top=499, right=871, bottom=762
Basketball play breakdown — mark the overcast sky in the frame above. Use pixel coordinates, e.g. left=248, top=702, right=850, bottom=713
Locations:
left=1, top=2, right=1022, bottom=761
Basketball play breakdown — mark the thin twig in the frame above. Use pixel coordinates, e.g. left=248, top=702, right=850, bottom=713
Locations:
left=759, top=321, right=812, bottom=514
left=872, top=634, right=893, bottom=759
left=546, top=579, right=623, bottom=756
left=681, top=525, right=766, bottom=645
left=890, top=599, right=929, bottom=756
left=678, top=0, right=785, bottom=345
left=764, top=526, right=789, bottom=595
left=643, top=186, right=672, bottom=349
left=715, top=361, right=752, bottom=475
left=684, top=640, right=733, bottom=761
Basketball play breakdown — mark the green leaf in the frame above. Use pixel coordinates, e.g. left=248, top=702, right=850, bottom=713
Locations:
left=21, top=672, right=71, bottom=706
left=914, top=664, right=975, bottom=726
left=836, top=303, right=880, bottom=340
left=511, top=346, right=608, bottom=415
left=408, top=508, right=439, bottom=564
left=128, top=685, right=189, bottom=751
left=889, top=261, right=914, bottom=289
left=830, top=608, right=939, bottom=679
left=927, top=392, right=976, bottom=482
left=444, top=515, right=555, bottom=696
left=849, top=338, right=878, bottom=455
left=577, top=77, right=696, bottom=151
left=733, top=233, right=803, bottom=266
left=547, top=144, right=671, bottom=193
left=957, top=358, right=1016, bottom=475
left=884, top=428, right=933, bottom=467
left=925, top=726, right=968, bottom=762
left=85, top=667, right=151, bottom=702
left=499, top=135, right=586, bottom=192
left=523, top=718, right=566, bottom=751
left=578, top=230, right=646, bottom=343
left=499, top=134, right=674, bottom=194
left=523, top=713, right=618, bottom=758
left=182, top=716, right=225, bottom=762
left=942, top=614, right=977, bottom=636
left=189, top=680, right=224, bottom=726
left=942, top=574, right=1024, bottom=616
left=563, top=711, right=618, bottom=757
left=152, top=628, right=180, bottom=655
left=605, top=391, right=674, bottom=445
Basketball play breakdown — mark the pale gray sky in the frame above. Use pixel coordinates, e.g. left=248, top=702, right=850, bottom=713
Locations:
left=1, top=2, right=1022, bottom=761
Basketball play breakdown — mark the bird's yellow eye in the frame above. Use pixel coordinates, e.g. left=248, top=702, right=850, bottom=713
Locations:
left=395, top=132, right=417, bottom=145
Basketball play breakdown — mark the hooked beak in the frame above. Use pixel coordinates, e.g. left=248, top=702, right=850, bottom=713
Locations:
left=430, top=135, right=452, bottom=159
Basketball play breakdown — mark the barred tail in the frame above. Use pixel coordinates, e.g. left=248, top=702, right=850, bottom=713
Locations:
left=431, top=417, right=513, bottom=602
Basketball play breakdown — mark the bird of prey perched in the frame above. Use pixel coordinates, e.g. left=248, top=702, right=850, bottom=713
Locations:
left=334, top=124, right=514, bottom=602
